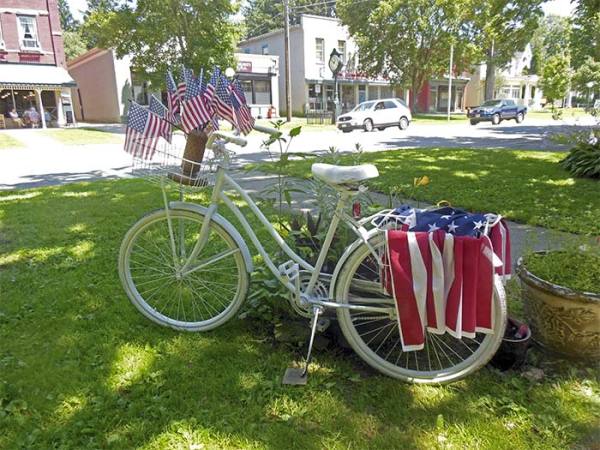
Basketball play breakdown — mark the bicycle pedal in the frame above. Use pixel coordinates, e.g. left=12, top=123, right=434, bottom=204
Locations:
left=282, top=367, right=308, bottom=386
left=278, top=261, right=299, bottom=281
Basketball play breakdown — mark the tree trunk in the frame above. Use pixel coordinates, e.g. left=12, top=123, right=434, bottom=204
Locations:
left=169, top=129, right=208, bottom=186
left=485, top=56, right=496, bottom=101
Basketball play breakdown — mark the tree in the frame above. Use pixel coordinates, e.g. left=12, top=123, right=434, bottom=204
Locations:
left=337, top=0, right=478, bottom=111
left=572, top=57, right=600, bottom=98
left=242, top=0, right=336, bottom=39
left=571, top=0, right=600, bottom=69
left=540, top=54, right=571, bottom=108
left=82, top=0, right=239, bottom=87
left=530, top=15, right=572, bottom=76
left=58, top=0, right=78, bottom=31
left=63, top=30, right=88, bottom=61
left=469, top=0, right=545, bottom=100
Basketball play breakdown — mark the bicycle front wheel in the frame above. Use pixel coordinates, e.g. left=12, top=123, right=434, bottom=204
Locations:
left=335, top=233, right=506, bottom=384
left=119, top=208, right=249, bottom=331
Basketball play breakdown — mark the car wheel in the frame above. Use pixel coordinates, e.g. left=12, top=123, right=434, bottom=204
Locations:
left=363, top=119, right=374, bottom=132
left=398, top=116, right=409, bottom=130
left=515, top=112, right=524, bottom=123
left=492, top=113, right=501, bottom=125
left=470, top=119, right=478, bottom=125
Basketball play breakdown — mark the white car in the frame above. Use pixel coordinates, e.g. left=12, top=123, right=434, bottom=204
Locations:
left=336, top=98, right=412, bottom=133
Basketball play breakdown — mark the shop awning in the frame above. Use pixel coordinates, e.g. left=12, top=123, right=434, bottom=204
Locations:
left=0, top=64, right=77, bottom=90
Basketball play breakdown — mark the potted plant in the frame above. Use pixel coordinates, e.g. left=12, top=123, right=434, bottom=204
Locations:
left=516, top=247, right=600, bottom=361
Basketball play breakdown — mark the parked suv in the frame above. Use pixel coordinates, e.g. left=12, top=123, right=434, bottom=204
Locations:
left=337, top=98, right=412, bottom=132
left=467, top=99, right=527, bottom=125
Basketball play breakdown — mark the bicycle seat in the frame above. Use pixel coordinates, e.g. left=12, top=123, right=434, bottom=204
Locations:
left=311, top=163, right=379, bottom=185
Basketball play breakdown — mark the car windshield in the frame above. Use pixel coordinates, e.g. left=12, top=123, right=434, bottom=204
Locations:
left=352, top=101, right=375, bottom=112
left=482, top=100, right=502, bottom=107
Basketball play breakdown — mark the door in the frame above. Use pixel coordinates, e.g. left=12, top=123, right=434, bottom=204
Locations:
left=502, top=100, right=518, bottom=118
left=371, top=101, right=386, bottom=125
left=382, top=100, right=399, bottom=124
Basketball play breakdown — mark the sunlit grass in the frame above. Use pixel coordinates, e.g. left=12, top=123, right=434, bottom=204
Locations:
left=0, top=132, right=24, bottom=148
left=0, top=178, right=598, bottom=449
left=43, top=128, right=122, bottom=145
left=253, top=147, right=600, bottom=235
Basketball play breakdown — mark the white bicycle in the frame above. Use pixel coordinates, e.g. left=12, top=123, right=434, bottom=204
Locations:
left=118, top=125, right=507, bottom=384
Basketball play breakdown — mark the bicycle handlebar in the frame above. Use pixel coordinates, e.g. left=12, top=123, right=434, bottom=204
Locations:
left=253, top=124, right=281, bottom=136
left=211, top=131, right=248, bottom=147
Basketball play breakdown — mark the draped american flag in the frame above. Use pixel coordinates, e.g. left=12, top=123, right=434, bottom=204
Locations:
left=215, top=75, right=237, bottom=126
left=166, top=71, right=179, bottom=123
left=181, top=70, right=212, bottom=133
left=202, top=67, right=221, bottom=130
left=124, top=102, right=165, bottom=160
left=378, top=205, right=510, bottom=351
left=229, top=79, right=254, bottom=134
left=148, top=95, right=172, bottom=142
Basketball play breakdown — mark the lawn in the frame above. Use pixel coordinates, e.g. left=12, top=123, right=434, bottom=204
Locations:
left=0, top=179, right=598, bottom=449
left=43, top=127, right=123, bottom=145
left=0, top=132, right=23, bottom=149
left=412, top=113, right=468, bottom=124
left=254, top=148, right=600, bottom=235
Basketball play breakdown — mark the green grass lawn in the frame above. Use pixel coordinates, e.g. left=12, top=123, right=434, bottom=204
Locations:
left=0, top=179, right=598, bottom=449
left=412, top=113, right=468, bottom=124
left=527, top=107, right=593, bottom=120
left=43, top=127, right=123, bottom=145
left=255, top=148, right=600, bottom=235
left=0, top=132, right=23, bottom=148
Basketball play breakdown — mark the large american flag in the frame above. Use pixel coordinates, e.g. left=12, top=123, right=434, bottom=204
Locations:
left=229, top=79, right=254, bottom=134
left=148, top=95, right=172, bottom=142
left=166, top=71, right=179, bottom=123
left=378, top=205, right=510, bottom=351
left=181, top=70, right=212, bottom=133
left=215, top=75, right=237, bottom=126
left=124, top=102, right=165, bottom=160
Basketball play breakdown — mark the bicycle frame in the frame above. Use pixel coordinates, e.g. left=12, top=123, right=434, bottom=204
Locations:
left=162, top=157, right=392, bottom=316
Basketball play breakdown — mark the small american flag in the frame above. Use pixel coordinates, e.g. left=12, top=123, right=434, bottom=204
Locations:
left=179, top=67, right=193, bottom=102
left=124, top=102, right=164, bottom=160
left=181, top=71, right=212, bottom=133
left=229, top=79, right=254, bottom=134
left=166, top=71, right=179, bottom=123
left=215, top=75, right=237, bottom=126
left=148, top=95, right=172, bottom=142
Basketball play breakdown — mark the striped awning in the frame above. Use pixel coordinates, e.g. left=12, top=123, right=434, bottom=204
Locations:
left=0, top=64, right=76, bottom=89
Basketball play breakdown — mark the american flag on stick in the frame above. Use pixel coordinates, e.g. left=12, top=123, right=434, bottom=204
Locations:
left=179, top=67, right=193, bottom=102
left=229, top=79, right=254, bottom=134
left=148, top=95, right=172, bottom=142
left=124, top=102, right=165, bottom=160
left=181, top=70, right=212, bottom=133
left=166, top=71, right=180, bottom=123
left=215, top=75, right=237, bottom=127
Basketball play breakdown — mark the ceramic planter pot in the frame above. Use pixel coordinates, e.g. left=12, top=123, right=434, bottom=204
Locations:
left=517, top=253, right=600, bottom=361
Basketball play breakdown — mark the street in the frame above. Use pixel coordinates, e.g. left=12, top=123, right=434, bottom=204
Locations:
left=0, top=116, right=595, bottom=190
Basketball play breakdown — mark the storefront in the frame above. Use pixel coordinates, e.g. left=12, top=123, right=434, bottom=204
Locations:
left=306, top=79, right=401, bottom=113
left=0, top=64, right=77, bottom=128
left=235, top=53, right=279, bottom=118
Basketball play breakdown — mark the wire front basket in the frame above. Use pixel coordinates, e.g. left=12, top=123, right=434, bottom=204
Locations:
left=131, top=136, right=230, bottom=193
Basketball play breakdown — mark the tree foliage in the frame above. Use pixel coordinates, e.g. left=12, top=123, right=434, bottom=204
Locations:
left=540, top=54, right=571, bottom=104
left=82, top=0, right=240, bottom=87
left=571, top=0, right=600, bottom=69
left=58, top=0, right=78, bottom=31
left=63, top=30, right=89, bottom=61
left=337, top=0, right=478, bottom=108
left=530, top=15, right=572, bottom=76
left=242, top=0, right=336, bottom=39
left=572, top=57, right=600, bottom=95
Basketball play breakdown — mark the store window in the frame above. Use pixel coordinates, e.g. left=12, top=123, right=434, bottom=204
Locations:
left=379, top=85, right=393, bottom=99
left=358, top=85, right=366, bottom=103
left=315, top=38, right=324, bottom=63
left=337, top=40, right=346, bottom=64
left=240, top=80, right=253, bottom=103
left=367, top=86, right=378, bottom=101
left=253, top=80, right=271, bottom=105
left=261, top=45, right=269, bottom=55
left=17, top=16, right=40, bottom=49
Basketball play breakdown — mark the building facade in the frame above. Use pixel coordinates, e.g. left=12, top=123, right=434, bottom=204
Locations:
left=0, top=0, right=76, bottom=127
left=239, top=15, right=403, bottom=115
left=68, top=49, right=278, bottom=122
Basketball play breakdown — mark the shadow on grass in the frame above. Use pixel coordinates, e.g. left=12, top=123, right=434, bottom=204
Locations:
left=0, top=179, right=597, bottom=449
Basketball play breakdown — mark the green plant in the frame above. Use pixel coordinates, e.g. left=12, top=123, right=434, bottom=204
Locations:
left=524, top=246, right=600, bottom=293
left=560, top=140, right=600, bottom=178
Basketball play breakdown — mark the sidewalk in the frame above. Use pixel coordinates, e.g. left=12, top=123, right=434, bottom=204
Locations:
left=232, top=169, right=577, bottom=269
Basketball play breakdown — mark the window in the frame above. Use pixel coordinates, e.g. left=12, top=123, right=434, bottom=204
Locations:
left=18, top=16, right=40, bottom=49
left=0, top=21, right=4, bottom=49
left=337, top=40, right=346, bottom=64
left=383, top=100, right=397, bottom=109
left=261, top=45, right=269, bottom=55
left=253, top=80, right=271, bottom=105
left=315, top=38, right=324, bottom=63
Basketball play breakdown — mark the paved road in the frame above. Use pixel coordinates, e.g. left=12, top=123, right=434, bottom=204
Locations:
left=0, top=116, right=595, bottom=190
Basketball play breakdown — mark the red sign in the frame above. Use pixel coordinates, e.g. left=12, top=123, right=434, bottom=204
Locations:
left=237, top=61, right=252, bottom=73
left=19, top=53, right=41, bottom=63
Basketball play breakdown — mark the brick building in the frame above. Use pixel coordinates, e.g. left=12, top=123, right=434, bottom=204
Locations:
left=0, top=0, right=76, bottom=128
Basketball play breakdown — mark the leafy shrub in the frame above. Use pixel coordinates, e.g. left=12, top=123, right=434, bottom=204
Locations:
left=524, top=246, right=600, bottom=293
left=560, top=140, right=600, bottom=178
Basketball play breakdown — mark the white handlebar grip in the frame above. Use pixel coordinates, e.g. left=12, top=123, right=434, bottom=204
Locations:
left=212, top=131, right=248, bottom=147
left=253, top=124, right=281, bottom=136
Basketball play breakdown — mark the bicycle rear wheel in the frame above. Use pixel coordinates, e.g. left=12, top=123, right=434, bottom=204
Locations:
left=119, top=208, right=249, bottom=331
left=335, top=233, right=506, bottom=383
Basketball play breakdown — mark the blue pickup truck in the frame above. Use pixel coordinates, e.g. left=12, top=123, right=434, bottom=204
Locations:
left=467, top=99, right=527, bottom=125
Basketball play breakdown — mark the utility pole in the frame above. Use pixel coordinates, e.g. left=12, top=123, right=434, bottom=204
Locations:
left=283, top=0, right=292, bottom=122
left=447, top=43, right=454, bottom=121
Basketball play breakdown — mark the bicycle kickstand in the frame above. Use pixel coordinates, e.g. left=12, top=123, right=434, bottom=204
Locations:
left=282, top=305, right=324, bottom=386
